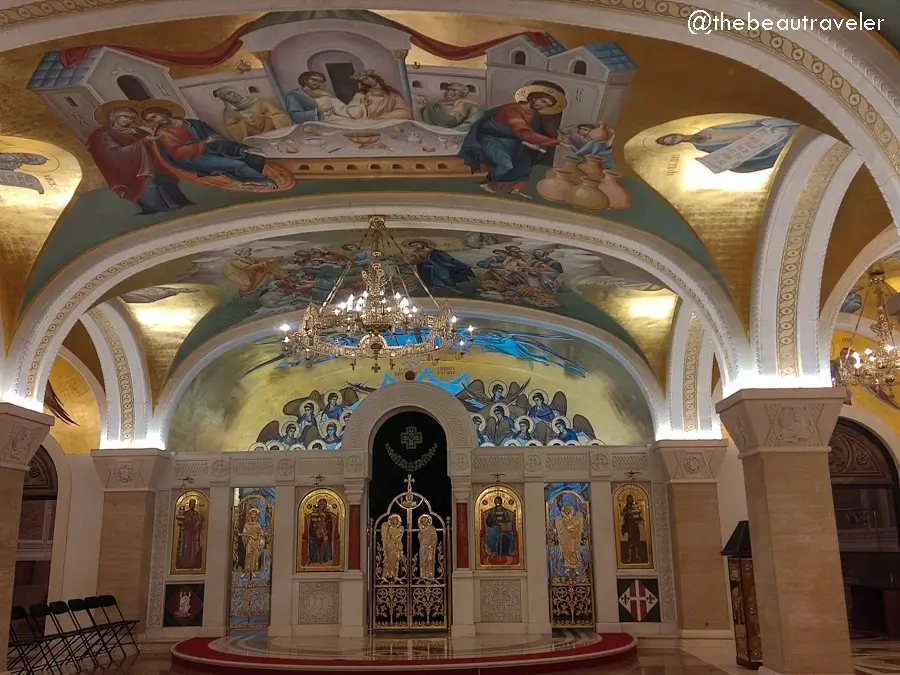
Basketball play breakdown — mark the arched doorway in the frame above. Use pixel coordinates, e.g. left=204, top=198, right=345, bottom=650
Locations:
left=829, top=418, right=900, bottom=634
left=368, top=410, right=452, bottom=631
left=12, top=446, right=58, bottom=629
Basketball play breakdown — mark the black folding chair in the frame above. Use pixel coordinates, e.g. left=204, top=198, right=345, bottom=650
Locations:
left=94, top=596, right=139, bottom=654
left=83, top=597, right=130, bottom=659
left=8, top=606, right=55, bottom=674
left=48, top=601, right=102, bottom=669
left=65, top=598, right=118, bottom=664
left=29, top=603, right=85, bottom=672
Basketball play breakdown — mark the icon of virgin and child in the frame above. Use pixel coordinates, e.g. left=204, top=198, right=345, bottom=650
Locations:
left=86, top=99, right=295, bottom=215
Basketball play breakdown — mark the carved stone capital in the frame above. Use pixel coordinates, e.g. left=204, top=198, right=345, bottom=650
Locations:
left=343, top=451, right=368, bottom=480
left=253, top=50, right=271, bottom=62
left=90, top=448, right=171, bottom=491
left=654, top=439, right=727, bottom=482
left=343, top=479, right=366, bottom=505
left=275, top=455, right=295, bottom=484
left=716, top=387, right=846, bottom=456
left=590, top=448, right=611, bottom=477
left=391, top=49, right=409, bottom=60
left=209, top=457, right=230, bottom=485
left=451, top=480, right=471, bottom=503
left=0, top=403, right=53, bottom=471
left=449, top=451, right=471, bottom=477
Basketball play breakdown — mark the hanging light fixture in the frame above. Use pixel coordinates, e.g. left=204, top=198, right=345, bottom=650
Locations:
left=280, top=216, right=475, bottom=372
left=836, top=266, right=900, bottom=394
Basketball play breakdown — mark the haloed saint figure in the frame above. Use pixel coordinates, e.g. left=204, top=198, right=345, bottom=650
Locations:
left=175, top=498, right=203, bottom=570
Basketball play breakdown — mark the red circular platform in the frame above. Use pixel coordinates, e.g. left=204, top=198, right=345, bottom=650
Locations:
left=171, top=632, right=637, bottom=674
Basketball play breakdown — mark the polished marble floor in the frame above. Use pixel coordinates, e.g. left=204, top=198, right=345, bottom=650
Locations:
left=45, top=639, right=900, bottom=674
left=205, top=629, right=604, bottom=660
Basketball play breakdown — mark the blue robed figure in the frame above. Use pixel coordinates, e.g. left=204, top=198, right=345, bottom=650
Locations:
left=483, top=496, right=517, bottom=557
left=655, top=118, right=799, bottom=173
left=140, top=107, right=273, bottom=185
left=458, top=87, right=569, bottom=198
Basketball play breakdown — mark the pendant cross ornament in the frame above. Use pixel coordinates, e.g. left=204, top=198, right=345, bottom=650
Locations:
left=400, top=426, right=422, bottom=450
left=404, top=474, right=415, bottom=493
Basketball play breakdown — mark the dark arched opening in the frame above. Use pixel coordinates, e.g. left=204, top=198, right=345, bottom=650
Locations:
left=12, top=446, right=58, bottom=631
left=829, top=418, right=900, bottom=635
left=367, top=410, right=452, bottom=632
left=117, top=75, right=152, bottom=101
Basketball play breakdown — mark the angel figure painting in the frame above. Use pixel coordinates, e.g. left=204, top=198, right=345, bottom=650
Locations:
left=475, top=485, right=523, bottom=569
left=252, top=387, right=361, bottom=451
left=612, top=484, right=653, bottom=569
left=171, top=490, right=209, bottom=575
left=230, top=488, right=275, bottom=631
left=297, top=488, right=344, bottom=572
left=458, top=381, right=599, bottom=446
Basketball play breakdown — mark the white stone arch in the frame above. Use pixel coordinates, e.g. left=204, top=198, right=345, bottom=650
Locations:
left=57, top=345, right=106, bottom=427
left=1, top=0, right=897, bottom=224
left=79, top=301, right=152, bottom=445
left=340, top=381, right=478, bottom=477
left=665, top=299, right=721, bottom=438
left=152, top=298, right=667, bottom=446
left=820, top=226, right=900, bottom=372
left=752, top=130, right=862, bottom=382
left=5, top=193, right=745, bottom=408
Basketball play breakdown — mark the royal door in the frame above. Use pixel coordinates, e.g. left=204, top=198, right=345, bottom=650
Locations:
left=368, top=476, right=450, bottom=630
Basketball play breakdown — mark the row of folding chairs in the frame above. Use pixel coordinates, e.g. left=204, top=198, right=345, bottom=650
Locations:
left=8, top=596, right=139, bottom=674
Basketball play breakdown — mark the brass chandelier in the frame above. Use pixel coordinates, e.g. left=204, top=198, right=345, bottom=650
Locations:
left=836, top=267, right=900, bottom=393
left=281, top=216, right=473, bottom=371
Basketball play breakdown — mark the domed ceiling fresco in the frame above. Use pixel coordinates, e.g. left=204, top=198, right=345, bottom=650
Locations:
left=0, top=8, right=892, bottom=435
left=167, top=318, right=655, bottom=452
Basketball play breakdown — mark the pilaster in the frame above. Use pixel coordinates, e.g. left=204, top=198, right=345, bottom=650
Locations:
left=589, top=448, right=619, bottom=631
left=450, top=479, right=474, bottom=636
left=0, top=405, right=53, bottom=671
left=91, top=448, right=170, bottom=636
left=653, top=439, right=730, bottom=637
left=269, top=461, right=296, bottom=637
left=717, top=387, right=852, bottom=675
left=200, top=484, right=231, bottom=633
left=523, top=478, right=551, bottom=634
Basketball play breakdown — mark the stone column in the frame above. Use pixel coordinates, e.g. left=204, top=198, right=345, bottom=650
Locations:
left=91, top=449, right=170, bottom=637
left=0, top=404, right=53, bottom=671
left=341, top=452, right=367, bottom=638
left=717, top=388, right=852, bottom=675
left=523, top=454, right=551, bottom=634
left=589, top=448, right=620, bottom=631
left=201, top=484, right=231, bottom=633
left=653, top=439, right=731, bottom=639
left=450, top=480, right=475, bottom=637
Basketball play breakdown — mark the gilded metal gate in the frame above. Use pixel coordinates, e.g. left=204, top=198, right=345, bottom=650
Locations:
left=368, top=475, right=449, bottom=631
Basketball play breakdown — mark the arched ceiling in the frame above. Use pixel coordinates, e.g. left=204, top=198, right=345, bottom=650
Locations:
left=0, top=4, right=894, bottom=446
left=166, top=317, right=656, bottom=452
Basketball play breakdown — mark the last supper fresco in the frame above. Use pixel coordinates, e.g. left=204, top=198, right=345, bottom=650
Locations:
left=17, top=7, right=825, bottom=312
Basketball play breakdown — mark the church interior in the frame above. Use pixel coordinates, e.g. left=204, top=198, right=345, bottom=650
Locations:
left=0, top=2, right=899, bottom=674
